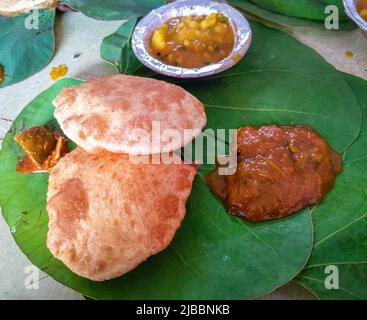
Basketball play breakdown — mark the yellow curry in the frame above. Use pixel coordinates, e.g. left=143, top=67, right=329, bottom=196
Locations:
left=357, top=0, right=367, bottom=21
left=151, top=13, right=235, bottom=68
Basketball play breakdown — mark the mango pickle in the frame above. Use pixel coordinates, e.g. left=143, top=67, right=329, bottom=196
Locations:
left=14, top=126, right=68, bottom=173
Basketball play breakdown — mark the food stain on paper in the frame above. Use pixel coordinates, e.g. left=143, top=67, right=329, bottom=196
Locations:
left=345, top=51, right=354, bottom=58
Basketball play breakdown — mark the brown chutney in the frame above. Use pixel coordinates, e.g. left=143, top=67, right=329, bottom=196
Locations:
left=206, top=125, right=342, bottom=223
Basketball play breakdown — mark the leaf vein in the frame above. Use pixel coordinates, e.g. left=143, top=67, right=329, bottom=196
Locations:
left=205, top=104, right=325, bottom=117
left=314, top=213, right=367, bottom=248
left=170, top=246, right=212, bottom=283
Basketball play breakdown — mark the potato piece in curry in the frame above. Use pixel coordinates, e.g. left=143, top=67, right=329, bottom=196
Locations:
left=206, top=125, right=342, bottom=223
left=357, top=0, right=367, bottom=21
left=151, top=13, right=235, bottom=68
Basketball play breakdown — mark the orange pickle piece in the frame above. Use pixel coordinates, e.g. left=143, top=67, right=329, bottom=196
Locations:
left=50, top=65, right=68, bottom=81
left=15, top=126, right=68, bottom=173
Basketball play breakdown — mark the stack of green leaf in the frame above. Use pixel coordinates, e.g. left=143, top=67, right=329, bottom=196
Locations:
left=0, top=1, right=366, bottom=300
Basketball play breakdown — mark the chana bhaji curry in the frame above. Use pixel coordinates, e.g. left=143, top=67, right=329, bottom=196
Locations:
left=207, top=125, right=342, bottom=223
left=357, top=0, right=367, bottom=21
left=15, top=126, right=68, bottom=173
left=151, top=13, right=235, bottom=68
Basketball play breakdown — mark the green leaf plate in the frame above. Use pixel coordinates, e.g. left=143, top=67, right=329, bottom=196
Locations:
left=0, top=77, right=313, bottom=299
left=295, top=74, right=367, bottom=300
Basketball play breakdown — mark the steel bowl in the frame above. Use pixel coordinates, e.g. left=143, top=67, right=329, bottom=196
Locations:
left=132, top=0, right=252, bottom=78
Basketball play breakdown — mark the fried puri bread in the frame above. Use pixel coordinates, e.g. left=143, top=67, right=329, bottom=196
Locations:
left=46, top=148, right=196, bottom=281
left=53, top=75, right=207, bottom=155
left=0, top=0, right=58, bottom=16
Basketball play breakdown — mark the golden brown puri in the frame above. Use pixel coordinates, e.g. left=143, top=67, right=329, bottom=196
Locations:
left=53, top=74, right=207, bottom=155
left=46, top=148, right=197, bottom=281
left=207, top=125, right=342, bottom=223
left=0, top=0, right=58, bottom=16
